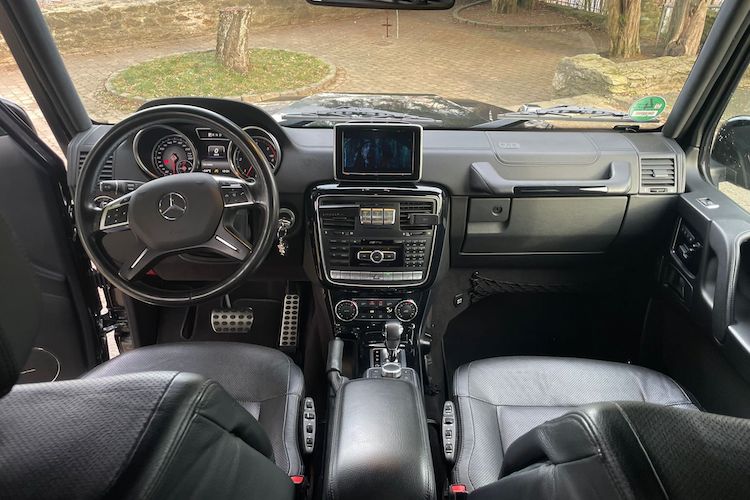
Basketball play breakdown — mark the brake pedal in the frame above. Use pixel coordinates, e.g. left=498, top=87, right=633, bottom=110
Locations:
left=279, top=294, right=300, bottom=349
left=211, top=308, right=254, bottom=334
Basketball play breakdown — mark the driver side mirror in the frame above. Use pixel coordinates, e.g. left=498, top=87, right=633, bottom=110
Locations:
left=306, top=0, right=454, bottom=9
left=711, top=116, right=750, bottom=189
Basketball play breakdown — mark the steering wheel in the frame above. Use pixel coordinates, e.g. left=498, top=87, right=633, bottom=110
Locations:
left=74, top=105, right=279, bottom=306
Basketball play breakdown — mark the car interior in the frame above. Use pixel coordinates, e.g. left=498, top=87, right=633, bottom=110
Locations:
left=2, top=0, right=750, bottom=499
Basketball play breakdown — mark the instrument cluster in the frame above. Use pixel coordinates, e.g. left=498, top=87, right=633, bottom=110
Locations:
left=132, top=124, right=281, bottom=180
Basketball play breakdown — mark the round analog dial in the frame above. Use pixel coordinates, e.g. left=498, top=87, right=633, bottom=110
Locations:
left=152, top=135, right=196, bottom=176
left=229, top=127, right=281, bottom=179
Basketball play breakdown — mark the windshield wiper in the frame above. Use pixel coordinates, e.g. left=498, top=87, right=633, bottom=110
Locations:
left=279, top=106, right=442, bottom=125
left=473, top=105, right=648, bottom=129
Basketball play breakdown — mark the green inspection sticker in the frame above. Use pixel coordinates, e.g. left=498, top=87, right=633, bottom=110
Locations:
left=628, top=96, right=667, bottom=122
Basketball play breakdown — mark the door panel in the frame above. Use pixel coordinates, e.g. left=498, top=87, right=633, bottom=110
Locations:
left=0, top=99, right=101, bottom=381
left=652, top=163, right=750, bottom=417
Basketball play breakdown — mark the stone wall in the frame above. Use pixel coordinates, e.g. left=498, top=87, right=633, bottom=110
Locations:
left=0, top=0, right=361, bottom=64
left=553, top=54, right=694, bottom=98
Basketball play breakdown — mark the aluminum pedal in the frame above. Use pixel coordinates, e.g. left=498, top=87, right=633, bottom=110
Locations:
left=279, top=294, right=300, bottom=348
left=211, top=309, right=254, bottom=334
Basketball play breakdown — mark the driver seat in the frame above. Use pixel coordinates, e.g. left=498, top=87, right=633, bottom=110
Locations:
left=0, top=214, right=300, bottom=499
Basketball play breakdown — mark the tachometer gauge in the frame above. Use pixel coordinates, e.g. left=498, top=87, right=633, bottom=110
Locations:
left=228, top=127, right=281, bottom=179
left=152, top=135, right=196, bottom=176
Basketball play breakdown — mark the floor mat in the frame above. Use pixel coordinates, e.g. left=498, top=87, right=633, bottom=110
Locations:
left=157, top=298, right=282, bottom=348
left=442, top=292, right=643, bottom=381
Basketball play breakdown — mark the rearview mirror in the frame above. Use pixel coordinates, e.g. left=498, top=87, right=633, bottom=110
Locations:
left=307, top=0, right=454, bottom=9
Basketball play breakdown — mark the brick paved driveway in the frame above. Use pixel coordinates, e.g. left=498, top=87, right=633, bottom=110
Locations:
left=0, top=9, right=605, bottom=151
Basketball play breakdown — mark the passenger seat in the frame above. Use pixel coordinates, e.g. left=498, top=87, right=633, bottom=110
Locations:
left=451, top=356, right=697, bottom=492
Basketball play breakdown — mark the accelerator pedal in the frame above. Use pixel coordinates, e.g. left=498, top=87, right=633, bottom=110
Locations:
left=279, top=293, right=300, bottom=351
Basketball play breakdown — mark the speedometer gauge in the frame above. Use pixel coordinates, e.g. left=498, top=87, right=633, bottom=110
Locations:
left=228, top=127, right=281, bottom=179
left=152, top=135, right=196, bottom=176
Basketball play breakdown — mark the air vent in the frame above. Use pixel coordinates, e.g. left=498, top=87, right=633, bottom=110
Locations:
left=78, top=150, right=114, bottom=181
left=640, top=157, right=676, bottom=194
left=320, top=207, right=356, bottom=231
left=400, top=200, right=435, bottom=230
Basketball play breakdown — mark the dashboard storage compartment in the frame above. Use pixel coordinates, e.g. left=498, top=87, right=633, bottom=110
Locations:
left=324, top=375, right=436, bottom=500
left=461, top=196, right=627, bottom=254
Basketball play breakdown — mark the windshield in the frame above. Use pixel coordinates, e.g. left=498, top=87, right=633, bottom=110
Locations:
left=4, top=0, right=724, bottom=130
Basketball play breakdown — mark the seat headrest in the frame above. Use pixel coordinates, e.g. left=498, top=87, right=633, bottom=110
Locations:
left=0, top=214, right=42, bottom=397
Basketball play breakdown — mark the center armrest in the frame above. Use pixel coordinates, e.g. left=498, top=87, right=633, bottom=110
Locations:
left=324, top=373, right=436, bottom=500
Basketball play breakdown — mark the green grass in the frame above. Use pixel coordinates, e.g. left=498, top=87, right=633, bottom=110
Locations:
left=110, top=49, right=330, bottom=98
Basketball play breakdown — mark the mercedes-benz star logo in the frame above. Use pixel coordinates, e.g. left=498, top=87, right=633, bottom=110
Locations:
left=158, top=192, right=187, bottom=221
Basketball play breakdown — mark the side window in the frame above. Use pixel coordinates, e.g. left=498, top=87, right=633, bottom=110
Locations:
left=0, top=37, right=61, bottom=157
left=709, top=62, right=750, bottom=212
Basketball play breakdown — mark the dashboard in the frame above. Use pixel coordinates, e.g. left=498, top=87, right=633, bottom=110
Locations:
left=131, top=123, right=281, bottom=179
left=68, top=96, right=687, bottom=287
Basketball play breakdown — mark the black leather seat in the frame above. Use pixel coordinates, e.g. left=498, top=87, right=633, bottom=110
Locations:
left=84, top=341, right=305, bottom=477
left=470, top=401, right=750, bottom=500
left=0, top=214, right=299, bottom=499
left=452, top=356, right=697, bottom=492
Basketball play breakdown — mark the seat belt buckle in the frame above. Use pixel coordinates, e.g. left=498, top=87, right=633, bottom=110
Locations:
left=447, top=484, right=468, bottom=499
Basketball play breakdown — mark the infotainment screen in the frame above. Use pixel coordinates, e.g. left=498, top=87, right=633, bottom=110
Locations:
left=335, top=123, right=422, bottom=181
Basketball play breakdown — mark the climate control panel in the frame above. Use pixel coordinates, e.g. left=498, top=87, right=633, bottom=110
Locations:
left=334, top=298, right=418, bottom=323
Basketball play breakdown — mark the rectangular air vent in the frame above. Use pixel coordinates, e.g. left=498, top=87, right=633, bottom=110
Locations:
left=319, top=206, right=356, bottom=231
left=78, top=150, right=114, bottom=181
left=400, top=200, right=435, bottom=230
left=640, top=157, right=676, bottom=194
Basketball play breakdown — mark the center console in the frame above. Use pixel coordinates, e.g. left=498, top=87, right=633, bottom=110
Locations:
left=312, top=124, right=443, bottom=499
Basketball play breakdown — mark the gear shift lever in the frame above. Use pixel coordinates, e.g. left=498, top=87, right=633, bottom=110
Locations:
left=384, top=321, right=403, bottom=362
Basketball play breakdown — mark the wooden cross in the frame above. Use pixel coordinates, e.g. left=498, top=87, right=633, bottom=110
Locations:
left=382, top=13, right=392, bottom=38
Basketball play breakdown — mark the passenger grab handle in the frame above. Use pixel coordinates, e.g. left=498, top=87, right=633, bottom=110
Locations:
left=470, top=161, right=632, bottom=196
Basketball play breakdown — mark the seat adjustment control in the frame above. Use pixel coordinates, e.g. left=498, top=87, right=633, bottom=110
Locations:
left=443, top=401, right=457, bottom=463
left=301, top=397, right=316, bottom=454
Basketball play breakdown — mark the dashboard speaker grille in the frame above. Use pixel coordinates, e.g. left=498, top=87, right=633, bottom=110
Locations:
left=640, top=157, right=676, bottom=193
left=78, top=150, right=114, bottom=181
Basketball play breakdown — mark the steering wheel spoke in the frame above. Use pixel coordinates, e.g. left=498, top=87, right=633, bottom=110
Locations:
left=217, top=176, right=266, bottom=211
left=97, top=194, right=132, bottom=234
left=207, top=224, right=253, bottom=261
left=118, top=245, right=164, bottom=281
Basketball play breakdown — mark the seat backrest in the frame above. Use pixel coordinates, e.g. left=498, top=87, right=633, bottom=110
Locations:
left=469, top=402, right=750, bottom=500
left=0, top=213, right=42, bottom=397
left=0, top=371, right=294, bottom=500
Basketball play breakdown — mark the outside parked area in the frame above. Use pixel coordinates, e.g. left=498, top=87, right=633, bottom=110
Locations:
left=0, top=0, right=724, bottom=148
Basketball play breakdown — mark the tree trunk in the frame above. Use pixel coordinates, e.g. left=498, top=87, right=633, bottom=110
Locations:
left=664, top=0, right=688, bottom=48
left=663, top=0, right=709, bottom=56
left=490, top=0, right=536, bottom=14
left=216, top=7, right=252, bottom=74
left=491, top=0, right=519, bottom=14
left=608, top=0, right=642, bottom=59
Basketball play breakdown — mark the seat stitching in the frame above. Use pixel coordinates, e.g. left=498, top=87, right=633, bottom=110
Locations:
left=464, top=362, right=478, bottom=491
left=457, top=394, right=693, bottom=408
left=99, top=372, right=181, bottom=498
left=613, top=402, right=669, bottom=498
left=280, top=356, right=292, bottom=474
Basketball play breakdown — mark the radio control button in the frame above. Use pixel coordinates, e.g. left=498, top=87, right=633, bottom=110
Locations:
left=393, top=272, right=403, bottom=280
left=331, top=270, right=341, bottom=279
left=360, top=208, right=372, bottom=224
left=383, top=208, right=396, bottom=225
left=372, top=209, right=384, bottom=225
left=414, top=271, right=424, bottom=280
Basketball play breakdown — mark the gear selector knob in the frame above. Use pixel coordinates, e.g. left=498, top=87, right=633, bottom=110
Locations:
left=384, top=321, right=403, bottom=362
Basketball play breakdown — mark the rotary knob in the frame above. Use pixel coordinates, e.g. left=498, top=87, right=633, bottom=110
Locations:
left=394, top=299, right=418, bottom=322
left=370, top=250, right=384, bottom=264
left=335, top=300, right=358, bottom=322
